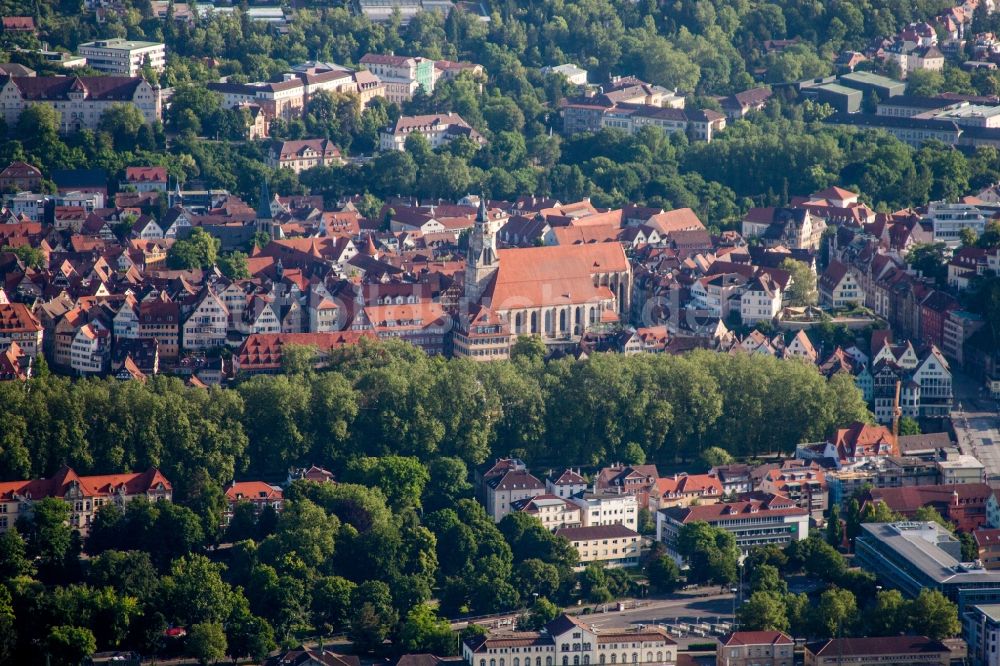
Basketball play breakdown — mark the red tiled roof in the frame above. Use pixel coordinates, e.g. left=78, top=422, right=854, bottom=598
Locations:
left=807, top=636, right=948, bottom=657
left=7, top=76, right=147, bottom=101
left=0, top=302, right=41, bottom=333
left=665, top=495, right=805, bottom=524
left=226, top=481, right=283, bottom=502
left=868, top=483, right=991, bottom=513
left=125, top=166, right=167, bottom=183
left=0, top=465, right=171, bottom=501
left=720, top=631, right=793, bottom=647
left=236, top=331, right=374, bottom=371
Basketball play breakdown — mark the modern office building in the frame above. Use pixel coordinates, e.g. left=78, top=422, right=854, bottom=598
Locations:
left=856, top=522, right=1000, bottom=613
left=78, top=39, right=166, bottom=76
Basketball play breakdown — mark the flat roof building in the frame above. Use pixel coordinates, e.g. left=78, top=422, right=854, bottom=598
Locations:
left=78, top=39, right=166, bottom=76
left=839, top=71, right=906, bottom=98
left=856, top=521, right=1000, bottom=614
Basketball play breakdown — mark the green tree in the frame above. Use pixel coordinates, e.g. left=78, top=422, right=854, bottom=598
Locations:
left=699, top=446, right=733, bottom=469
left=99, top=104, right=147, bottom=150
left=826, top=505, right=843, bottom=548
left=217, top=251, right=251, bottom=279
left=1, top=244, right=45, bottom=268
left=812, top=587, right=857, bottom=637
left=736, top=591, right=789, bottom=632
left=311, top=575, right=356, bottom=635
left=523, top=597, right=559, bottom=630
left=0, top=526, right=33, bottom=581
left=514, top=559, right=561, bottom=600
left=21, top=497, right=73, bottom=581
left=399, top=603, right=457, bottom=655
left=349, top=580, right=398, bottom=653
left=46, top=625, right=96, bottom=666
left=226, top=606, right=276, bottom=665
left=674, top=521, right=738, bottom=585
left=867, top=589, right=908, bottom=636
left=187, top=622, right=228, bottom=666
left=906, top=243, right=949, bottom=286
left=637, top=507, right=656, bottom=535
left=167, top=227, right=220, bottom=269
left=646, top=556, right=680, bottom=593
left=898, top=417, right=921, bottom=436
left=162, top=554, right=234, bottom=626
left=425, top=456, right=472, bottom=512
left=780, top=258, right=818, bottom=306
left=346, top=456, right=430, bottom=512
left=908, top=588, right=961, bottom=640
left=748, top=564, right=787, bottom=596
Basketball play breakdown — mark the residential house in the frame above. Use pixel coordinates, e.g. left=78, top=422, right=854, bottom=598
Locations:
left=925, top=201, right=988, bottom=248
left=182, top=287, right=229, bottom=351
left=594, top=464, right=658, bottom=507
left=0, top=161, right=41, bottom=192
left=719, top=87, right=773, bottom=119
left=0, top=465, right=171, bottom=534
left=546, top=469, right=588, bottom=498
left=77, top=39, right=166, bottom=76
left=511, top=494, right=582, bottom=531
left=0, top=302, right=43, bottom=356
left=716, top=631, right=793, bottom=666
left=741, top=207, right=826, bottom=251
left=542, top=63, right=588, bottom=86
left=975, top=529, right=1000, bottom=570
left=783, top=330, right=818, bottom=364
left=268, top=139, right=343, bottom=173
left=380, top=113, right=485, bottom=151
left=708, top=464, right=753, bottom=496
left=233, top=332, right=374, bottom=375
left=263, top=647, right=361, bottom=666
left=819, top=260, right=864, bottom=308
left=740, top=273, right=782, bottom=325
left=758, top=461, right=828, bottom=520
left=70, top=321, right=111, bottom=375
left=223, top=481, right=284, bottom=524
left=122, top=166, right=167, bottom=193
left=0, top=342, right=30, bottom=380
left=138, top=299, right=179, bottom=359
left=796, top=422, right=899, bottom=470
left=648, top=474, right=723, bottom=511
left=484, top=468, right=545, bottom=522
left=556, top=524, right=641, bottom=569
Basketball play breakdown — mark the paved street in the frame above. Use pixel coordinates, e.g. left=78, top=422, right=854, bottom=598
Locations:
left=450, top=589, right=736, bottom=649
left=951, top=370, right=1000, bottom=485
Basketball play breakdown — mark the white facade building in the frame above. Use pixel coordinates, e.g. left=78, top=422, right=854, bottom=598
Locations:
left=926, top=201, right=988, bottom=248
left=78, top=39, right=166, bottom=76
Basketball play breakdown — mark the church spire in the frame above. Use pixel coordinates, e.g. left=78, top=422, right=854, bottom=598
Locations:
left=257, top=178, right=273, bottom=221
left=477, top=195, right=487, bottom=224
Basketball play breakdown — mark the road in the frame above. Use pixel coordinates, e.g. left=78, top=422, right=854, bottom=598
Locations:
left=451, top=589, right=737, bottom=648
left=951, top=369, right=1000, bottom=484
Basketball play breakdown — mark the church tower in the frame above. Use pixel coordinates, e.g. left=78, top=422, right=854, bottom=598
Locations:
left=255, top=179, right=275, bottom=238
left=465, top=197, right=499, bottom=303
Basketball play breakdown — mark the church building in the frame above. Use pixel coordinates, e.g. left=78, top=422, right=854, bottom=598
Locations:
left=453, top=199, right=633, bottom=359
